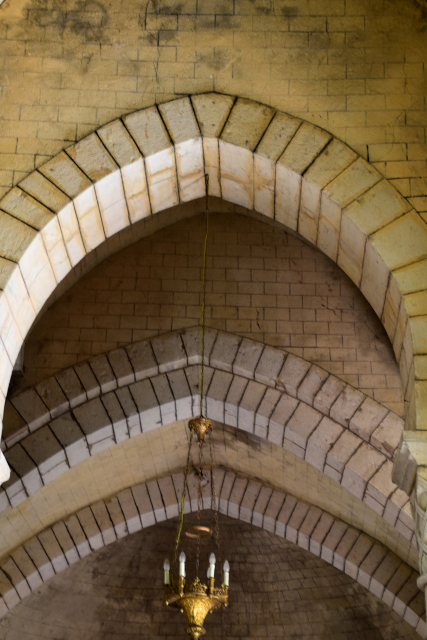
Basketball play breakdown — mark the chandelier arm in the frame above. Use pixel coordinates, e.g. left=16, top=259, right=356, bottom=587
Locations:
left=199, top=174, right=210, bottom=418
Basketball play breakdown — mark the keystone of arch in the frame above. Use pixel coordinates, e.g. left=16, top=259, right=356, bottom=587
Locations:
left=0, top=94, right=426, bottom=482
left=0, top=328, right=413, bottom=552
left=0, top=470, right=423, bottom=635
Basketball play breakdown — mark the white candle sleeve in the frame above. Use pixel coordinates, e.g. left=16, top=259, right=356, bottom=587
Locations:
left=163, top=559, right=170, bottom=585
left=179, top=551, right=186, bottom=577
left=223, top=560, right=230, bottom=586
left=209, top=552, right=216, bottom=578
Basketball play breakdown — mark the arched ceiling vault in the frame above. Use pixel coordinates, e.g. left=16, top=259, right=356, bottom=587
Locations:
left=0, top=93, right=426, bottom=485
left=0, top=469, right=424, bottom=635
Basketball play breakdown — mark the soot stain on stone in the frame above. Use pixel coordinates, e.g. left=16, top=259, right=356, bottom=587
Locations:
left=196, top=48, right=234, bottom=72
left=280, top=4, right=298, bottom=16
left=150, top=0, right=184, bottom=14
left=26, top=0, right=110, bottom=43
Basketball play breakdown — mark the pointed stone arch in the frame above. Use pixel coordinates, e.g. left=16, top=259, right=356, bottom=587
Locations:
left=0, top=470, right=424, bottom=635
left=0, top=93, right=425, bottom=487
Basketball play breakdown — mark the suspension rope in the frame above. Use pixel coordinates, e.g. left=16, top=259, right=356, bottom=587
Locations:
left=199, top=174, right=209, bottom=418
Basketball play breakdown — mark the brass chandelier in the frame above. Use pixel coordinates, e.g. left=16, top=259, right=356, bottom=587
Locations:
left=163, top=178, right=230, bottom=640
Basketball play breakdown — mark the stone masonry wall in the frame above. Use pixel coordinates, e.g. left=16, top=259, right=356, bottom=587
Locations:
left=0, top=513, right=420, bottom=639
left=17, top=211, right=404, bottom=415
left=0, top=0, right=427, bottom=213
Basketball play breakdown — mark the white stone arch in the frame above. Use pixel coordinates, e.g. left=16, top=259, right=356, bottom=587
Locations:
left=0, top=93, right=426, bottom=487
left=0, top=329, right=413, bottom=562
left=0, top=470, right=424, bottom=635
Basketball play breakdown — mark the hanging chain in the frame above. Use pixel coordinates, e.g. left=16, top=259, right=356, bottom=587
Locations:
left=209, top=429, right=222, bottom=577
left=196, top=442, right=204, bottom=578
left=199, top=175, right=209, bottom=418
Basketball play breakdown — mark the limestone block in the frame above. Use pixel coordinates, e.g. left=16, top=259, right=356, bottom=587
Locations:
left=228, top=476, right=248, bottom=519
left=279, top=123, right=331, bottom=175
left=221, top=98, right=274, bottom=151
left=186, top=364, right=214, bottom=416
left=337, top=213, right=367, bottom=286
left=2, top=402, right=25, bottom=445
left=305, top=417, right=343, bottom=471
left=0, top=210, right=37, bottom=262
left=285, top=403, right=322, bottom=450
left=107, top=348, right=135, bottom=388
left=298, top=506, right=322, bottom=550
left=73, top=186, right=106, bottom=252
left=383, top=563, right=412, bottom=607
left=349, top=398, right=389, bottom=443
left=37, top=529, right=68, bottom=573
left=128, top=379, right=161, bottom=432
left=191, top=93, right=234, bottom=138
left=95, top=170, right=130, bottom=238
left=252, top=485, right=273, bottom=528
left=6, top=443, right=42, bottom=496
left=254, top=154, right=275, bottom=218
left=324, top=158, right=381, bottom=209
left=233, top=339, right=264, bottom=379
left=277, top=354, right=310, bottom=397
left=11, top=388, right=49, bottom=432
left=101, top=392, right=128, bottom=443
left=254, top=387, right=281, bottom=440
left=224, top=376, right=248, bottom=427
left=393, top=572, right=419, bottom=617
left=97, top=120, right=141, bottom=168
left=167, top=369, right=192, bottom=421
left=219, top=471, right=236, bottom=515
left=146, top=480, right=167, bottom=523
left=39, top=152, right=92, bottom=199
left=203, top=138, right=221, bottom=197
left=67, top=134, right=118, bottom=182
left=24, top=537, right=54, bottom=582
left=63, top=514, right=91, bottom=559
left=57, top=203, right=86, bottom=267
left=52, top=521, right=80, bottom=565
left=298, top=178, right=322, bottom=245
left=330, top=385, right=364, bottom=428
left=0, top=257, right=16, bottom=291
left=115, top=387, right=140, bottom=437
left=404, top=591, right=425, bottom=628
left=405, top=290, right=427, bottom=318
left=394, top=257, right=427, bottom=296
left=117, top=488, right=142, bottom=534
left=360, top=241, right=390, bottom=317
left=297, top=365, right=329, bottom=406
left=268, top=394, right=299, bottom=446
left=22, top=425, right=68, bottom=484
left=275, top=163, right=301, bottom=232
left=333, top=528, right=360, bottom=572
left=344, top=533, right=374, bottom=580
left=41, top=217, right=72, bottom=283
left=76, top=507, right=103, bottom=551
left=19, top=234, right=57, bottom=312
left=151, top=332, right=187, bottom=373
left=158, top=476, right=179, bottom=520
left=181, top=327, right=217, bottom=366
left=263, top=491, right=285, bottom=533
left=3, top=469, right=26, bottom=507
left=206, top=370, right=233, bottom=423
left=4, top=268, right=36, bottom=347
left=0, top=558, right=29, bottom=599
left=219, top=141, right=254, bottom=210
left=365, top=461, right=396, bottom=510
left=309, top=512, right=334, bottom=557
left=304, top=139, right=356, bottom=190
left=171, top=472, right=190, bottom=516
left=317, top=193, right=341, bottom=261
left=326, top=430, right=361, bottom=478
left=121, top=159, right=151, bottom=223
left=275, top=494, right=298, bottom=538
left=159, top=97, right=200, bottom=144
left=0, top=568, right=19, bottom=609
left=91, top=500, right=116, bottom=546
left=151, top=374, right=176, bottom=425
left=124, top=107, right=171, bottom=157
left=175, top=138, right=205, bottom=202
left=90, top=354, right=117, bottom=394
left=73, top=398, right=114, bottom=454
left=35, top=376, right=68, bottom=419
left=410, top=316, right=427, bottom=355
left=371, top=210, right=427, bottom=271
left=341, top=443, right=386, bottom=499
left=9, top=546, right=42, bottom=591
left=370, top=553, right=401, bottom=599
left=125, top=339, right=159, bottom=381
left=256, top=112, right=300, bottom=162
left=238, top=380, right=266, bottom=433
left=0, top=340, right=14, bottom=405
left=55, top=367, right=87, bottom=408
left=371, top=412, right=403, bottom=459
left=20, top=170, right=70, bottom=213
left=0, top=187, right=54, bottom=229
left=145, top=148, right=179, bottom=214
left=210, top=332, right=241, bottom=372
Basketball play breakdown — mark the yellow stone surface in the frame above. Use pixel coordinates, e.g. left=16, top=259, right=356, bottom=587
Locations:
left=0, top=211, right=37, bottom=262
left=97, top=120, right=141, bottom=168
left=67, top=133, right=118, bottom=182
left=221, top=98, right=275, bottom=151
left=324, top=158, right=381, bottom=209
left=19, top=172, right=70, bottom=214
left=278, top=122, right=331, bottom=175
left=304, top=139, right=356, bottom=190
left=124, top=107, right=172, bottom=157
left=39, top=152, right=91, bottom=200
left=371, top=211, right=427, bottom=271
left=394, top=258, right=427, bottom=296
left=191, top=93, right=235, bottom=138
left=0, top=258, right=16, bottom=292
left=159, top=97, right=200, bottom=143
left=256, top=112, right=301, bottom=162
left=0, top=188, right=54, bottom=230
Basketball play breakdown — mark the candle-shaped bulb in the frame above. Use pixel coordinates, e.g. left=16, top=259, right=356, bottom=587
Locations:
left=163, top=559, right=170, bottom=585
left=223, top=560, right=230, bottom=587
left=208, top=552, right=216, bottom=578
left=179, top=551, right=186, bottom=577
left=207, top=567, right=210, bottom=578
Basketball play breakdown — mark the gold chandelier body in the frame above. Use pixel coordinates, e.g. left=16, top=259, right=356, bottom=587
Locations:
left=165, top=575, right=228, bottom=640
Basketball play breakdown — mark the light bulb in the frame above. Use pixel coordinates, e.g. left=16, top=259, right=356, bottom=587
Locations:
left=208, top=551, right=216, bottom=578
left=223, top=559, right=230, bottom=587
left=179, top=551, right=186, bottom=577
left=209, top=552, right=216, bottom=564
left=179, top=551, right=186, bottom=563
left=164, top=559, right=170, bottom=571
left=223, top=560, right=230, bottom=572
